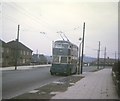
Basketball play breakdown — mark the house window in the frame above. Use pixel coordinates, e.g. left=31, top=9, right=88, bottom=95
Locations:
left=0, top=58, right=2, bottom=64
left=2, top=47, right=4, bottom=53
left=6, top=48, right=9, bottom=53
left=20, top=50, right=23, bottom=55
left=27, top=51, right=29, bottom=55
left=26, top=59, right=29, bottom=62
left=29, top=52, right=30, bottom=55
left=23, top=59, right=25, bottom=63
left=29, top=52, right=31, bottom=55
left=24, top=51, right=26, bottom=55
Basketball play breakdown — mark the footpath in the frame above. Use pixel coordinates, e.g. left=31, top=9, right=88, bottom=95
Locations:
left=52, top=68, right=119, bottom=99
left=0, top=64, right=51, bottom=71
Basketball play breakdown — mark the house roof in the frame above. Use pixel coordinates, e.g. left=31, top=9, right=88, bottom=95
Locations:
left=6, top=40, right=33, bottom=52
left=0, top=39, right=6, bottom=47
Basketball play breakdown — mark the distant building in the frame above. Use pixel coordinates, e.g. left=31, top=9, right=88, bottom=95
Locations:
left=46, top=56, right=52, bottom=64
left=32, top=54, right=47, bottom=65
left=1, top=40, right=33, bottom=67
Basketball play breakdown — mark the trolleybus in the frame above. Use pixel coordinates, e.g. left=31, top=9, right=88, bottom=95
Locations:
left=50, top=40, right=78, bottom=75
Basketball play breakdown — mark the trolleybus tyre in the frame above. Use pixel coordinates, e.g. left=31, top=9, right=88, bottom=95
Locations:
left=66, top=69, right=71, bottom=76
left=74, top=68, right=77, bottom=74
left=50, top=72, right=54, bottom=75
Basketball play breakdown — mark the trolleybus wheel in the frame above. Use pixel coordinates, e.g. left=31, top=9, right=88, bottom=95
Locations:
left=50, top=72, right=54, bottom=75
left=67, top=69, right=71, bottom=76
left=74, top=67, right=77, bottom=74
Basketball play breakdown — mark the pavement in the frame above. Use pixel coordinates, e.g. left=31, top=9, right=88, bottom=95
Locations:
left=52, top=68, right=120, bottom=99
left=0, top=64, right=51, bottom=71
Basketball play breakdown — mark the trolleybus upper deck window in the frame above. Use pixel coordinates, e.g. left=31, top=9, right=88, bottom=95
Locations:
left=54, top=43, right=62, bottom=48
left=62, top=44, right=68, bottom=48
left=54, top=43, right=69, bottom=48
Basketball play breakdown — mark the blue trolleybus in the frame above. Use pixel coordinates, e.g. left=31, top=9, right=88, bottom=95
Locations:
left=50, top=40, right=78, bottom=75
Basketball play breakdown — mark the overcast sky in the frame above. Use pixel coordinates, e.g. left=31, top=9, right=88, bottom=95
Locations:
left=1, top=0, right=118, bottom=58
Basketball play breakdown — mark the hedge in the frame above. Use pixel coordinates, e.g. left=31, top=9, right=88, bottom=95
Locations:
left=112, top=60, right=120, bottom=97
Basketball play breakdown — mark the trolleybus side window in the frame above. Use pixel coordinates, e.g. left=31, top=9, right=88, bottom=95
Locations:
left=68, top=57, right=71, bottom=64
left=71, top=57, right=77, bottom=64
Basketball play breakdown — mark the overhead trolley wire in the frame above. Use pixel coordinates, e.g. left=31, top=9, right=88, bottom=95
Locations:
left=3, top=3, right=52, bottom=32
left=9, top=2, right=58, bottom=32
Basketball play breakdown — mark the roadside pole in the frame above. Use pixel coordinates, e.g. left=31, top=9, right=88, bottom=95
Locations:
left=15, top=25, right=20, bottom=70
left=103, top=47, right=106, bottom=68
left=78, top=42, right=81, bottom=74
left=81, top=22, right=85, bottom=74
left=97, top=41, right=100, bottom=69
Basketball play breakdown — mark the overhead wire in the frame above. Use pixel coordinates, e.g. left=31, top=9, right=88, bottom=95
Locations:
left=3, top=3, right=57, bottom=45
left=3, top=2, right=84, bottom=41
left=3, top=3, right=40, bottom=32
left=9, top=2, right=58, bottom=33
left=3, top=3, right=48, bottom=32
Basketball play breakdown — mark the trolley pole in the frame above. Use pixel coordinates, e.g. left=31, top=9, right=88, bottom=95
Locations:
left=80, top=22, right=85, bottom=74
left=15, top=25, right=20, bottom=70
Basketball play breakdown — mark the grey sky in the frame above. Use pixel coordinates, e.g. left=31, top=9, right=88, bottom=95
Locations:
left=2, top=0, right=118, bottom=58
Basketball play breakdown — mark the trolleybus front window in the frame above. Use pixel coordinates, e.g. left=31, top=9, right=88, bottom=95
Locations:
left=53, top=56, right=59, bottom=63
left=61, top=57, right=67, bottom=63
left=54, top=43, right=62, bottom=48
left=62, top=44, right=68, bottom=48
left=54, top=43, right=69, bottom=49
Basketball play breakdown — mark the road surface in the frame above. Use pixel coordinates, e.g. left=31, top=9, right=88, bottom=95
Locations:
left=2, top=65, right=103, bottom=99
left=2, top=66, right=65, bottom=99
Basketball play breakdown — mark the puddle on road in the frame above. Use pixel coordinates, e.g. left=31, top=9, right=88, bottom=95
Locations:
left=52, top=81, right=65, bottom=85
left=50, top=92, right=60, bottom=95
left=29, top=90, right=39, bottom=93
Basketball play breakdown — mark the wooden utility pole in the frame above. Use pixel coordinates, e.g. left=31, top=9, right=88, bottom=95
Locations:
left=97, top=41, right=100, bottom=69
left=104, top=47, right=106, bottom=68
left=78, top=42, right=81, bottom=74
left=80, top=22, right=85, bottom=74
left=15, top=25, right=20, bottom=70
left=17, top=25, right=20, bottom=42
left=115, top=51, right=116, bottom=63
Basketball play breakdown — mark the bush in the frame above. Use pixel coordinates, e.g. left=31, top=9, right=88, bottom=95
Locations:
left=112, top=60, right=120, bottom=97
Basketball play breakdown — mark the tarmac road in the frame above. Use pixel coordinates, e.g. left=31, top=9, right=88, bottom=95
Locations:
left=2, top=65, right=103, bottom=99
left=2, top=66, right=65, bottom=99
